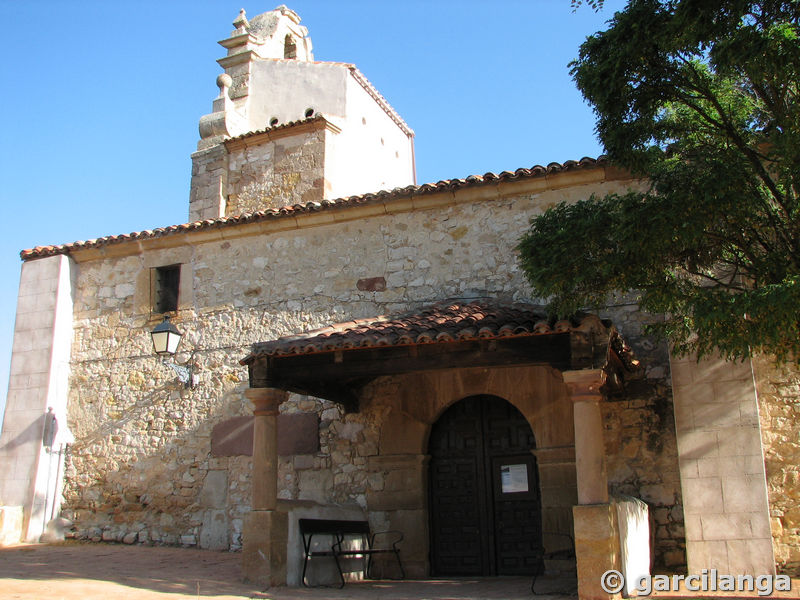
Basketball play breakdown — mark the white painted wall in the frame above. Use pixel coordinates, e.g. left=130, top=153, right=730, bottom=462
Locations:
left=332, top=73, right=414, bottom=195
left=248, top=60, right=348, bottom=130
left=0, top=254, right=74, bottom=542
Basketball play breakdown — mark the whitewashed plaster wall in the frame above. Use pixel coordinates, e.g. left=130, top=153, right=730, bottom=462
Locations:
left=333, top=74, right=414, bottom=194
left=248, top=60, right=348, bottom=128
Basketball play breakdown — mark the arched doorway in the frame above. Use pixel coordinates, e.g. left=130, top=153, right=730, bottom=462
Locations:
left=428, top=394, right=544, bottom=576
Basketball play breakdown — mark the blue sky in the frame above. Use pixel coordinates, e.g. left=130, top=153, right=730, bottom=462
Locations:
left=0, top=0, right=625, bottom=417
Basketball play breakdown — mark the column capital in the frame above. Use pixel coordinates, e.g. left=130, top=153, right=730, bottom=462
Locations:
left=563, top=368, right=606, bottom=403
left=245, top=387, right=287, bottom=415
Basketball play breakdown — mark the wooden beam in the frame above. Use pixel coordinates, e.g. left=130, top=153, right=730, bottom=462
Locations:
left=272, top=336, right=568, bottom=382
left=248, top=335, right=574, bottom=410
left=269, top=379, right=361, bottom=412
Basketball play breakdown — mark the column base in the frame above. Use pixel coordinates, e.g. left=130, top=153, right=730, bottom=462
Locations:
left=242, top=510, right=288, bottom=587
left=573, top=503, right=622, bottom=600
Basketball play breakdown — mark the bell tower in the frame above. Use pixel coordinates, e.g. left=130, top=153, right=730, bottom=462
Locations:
left=189, top=6, right=416, bottom=222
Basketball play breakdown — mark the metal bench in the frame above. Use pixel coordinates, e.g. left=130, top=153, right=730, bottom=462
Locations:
left=299, top=518, right=405, bottom=588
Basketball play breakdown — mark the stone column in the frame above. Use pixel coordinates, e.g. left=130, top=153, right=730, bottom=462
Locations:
left=564, top=369, right=609, bottom=505
left=563, top=369, right=621, bottom=600
left=242, top=387, right=288, bottom=587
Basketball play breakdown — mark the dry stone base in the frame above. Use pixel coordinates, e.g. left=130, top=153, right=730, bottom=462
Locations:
left=225, top=128, right=326, bottom=217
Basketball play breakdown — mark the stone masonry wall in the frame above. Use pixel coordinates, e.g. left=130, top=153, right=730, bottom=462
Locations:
left=61, top=179, right=684, bottom=565
left=189, top=145, right=228, bottom=222
left=189, top=127, right=326, bottom=222
left=225, top=129, right=326, bottom=217
left=754, top=356, right=800, bottom=576
left=603, top=389, right=685, bottom=571
left=278, top=395, right=380, bottom=510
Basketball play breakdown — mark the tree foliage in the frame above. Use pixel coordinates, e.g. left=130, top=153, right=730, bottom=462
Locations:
left=518, top=0, right=800, bottom=362
left=571, top=0, right=606, bottom=11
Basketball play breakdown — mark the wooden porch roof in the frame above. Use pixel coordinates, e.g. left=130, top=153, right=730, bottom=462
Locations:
left=240, top=301, right=639, bottom=411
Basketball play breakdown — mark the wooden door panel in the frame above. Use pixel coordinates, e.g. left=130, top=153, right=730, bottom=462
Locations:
left=430, top=457, right=486, bottom=574
left=429, top=395, right=543, bottom=577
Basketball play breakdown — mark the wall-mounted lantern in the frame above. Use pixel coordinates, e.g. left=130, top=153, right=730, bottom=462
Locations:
left=151, top=316, right=196, bottom=388
left=151, top=315, right=182, bottom=355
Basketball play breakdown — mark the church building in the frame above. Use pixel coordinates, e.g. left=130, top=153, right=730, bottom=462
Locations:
left=1, top=7, right=797, bottom=599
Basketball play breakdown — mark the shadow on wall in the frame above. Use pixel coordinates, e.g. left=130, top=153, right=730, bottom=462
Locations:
left=1, top=412, right=45, bottom=452
left=61, top=361, right=256, bottom=550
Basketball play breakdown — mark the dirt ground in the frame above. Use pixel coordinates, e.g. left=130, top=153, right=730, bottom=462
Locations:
left=3, top=542, right=798, bottom=599
left=0, top=542, right=550, bottom=600
left=0, top=542, right=258, bottom=600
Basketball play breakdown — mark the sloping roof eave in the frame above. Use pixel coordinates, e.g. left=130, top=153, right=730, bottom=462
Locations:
left=20, top=156, right=617, bottom=261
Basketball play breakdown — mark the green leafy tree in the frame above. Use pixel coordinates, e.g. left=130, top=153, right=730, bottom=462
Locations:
left=571, top=0, right=605, bottom=11
left=518, top=0, right=800, bottom=362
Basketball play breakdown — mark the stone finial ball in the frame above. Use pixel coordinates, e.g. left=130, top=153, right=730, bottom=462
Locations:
left=217, top=73, right=233, bottom=89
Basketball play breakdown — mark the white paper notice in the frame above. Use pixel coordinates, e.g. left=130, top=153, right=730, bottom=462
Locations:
left=500, top=464, right=529, bottom=493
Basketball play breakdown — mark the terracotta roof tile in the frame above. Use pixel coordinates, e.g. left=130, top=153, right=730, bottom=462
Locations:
left=224, top=114, right=328, bottom=143
left=241, top=300, right=611, bottom=362
left=20, top=156, right=611, bottom=260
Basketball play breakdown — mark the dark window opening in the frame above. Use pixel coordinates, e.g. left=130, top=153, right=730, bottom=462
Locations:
left=153, top=264, right=180, bottom=314
left=284, top=35, right=297, bottom=59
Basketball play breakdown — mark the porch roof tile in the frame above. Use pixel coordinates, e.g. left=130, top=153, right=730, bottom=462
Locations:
left=241, top=300, right=637, bottom=369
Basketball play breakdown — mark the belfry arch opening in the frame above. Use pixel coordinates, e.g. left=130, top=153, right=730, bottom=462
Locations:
left=284, top=34, right=297, bottom=59
left=427, top=394, right=544, bottom=576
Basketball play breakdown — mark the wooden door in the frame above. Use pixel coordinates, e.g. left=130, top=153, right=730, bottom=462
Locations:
left=428, top=395, right=544, bottom=576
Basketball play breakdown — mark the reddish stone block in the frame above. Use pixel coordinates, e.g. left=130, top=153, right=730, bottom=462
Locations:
left=211, top=416, right=253, bottom=457
left=278, top=413, right=320, bottom=455
left=356, top=277, right=386, bottom=292
left=211, top=414, right=319, bottom=457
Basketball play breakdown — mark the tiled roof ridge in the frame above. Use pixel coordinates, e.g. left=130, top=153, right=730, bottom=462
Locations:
left=347, top=66, right=414, bottom=136
left=240, top=300, right=613, bottom=362
left=224, top=114, right=329, bottom=144
left=20, top=155, right=609, bottom=260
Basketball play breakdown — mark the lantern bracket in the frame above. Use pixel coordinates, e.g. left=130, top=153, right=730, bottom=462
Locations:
left=163, top=359, right=196, bottom=388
